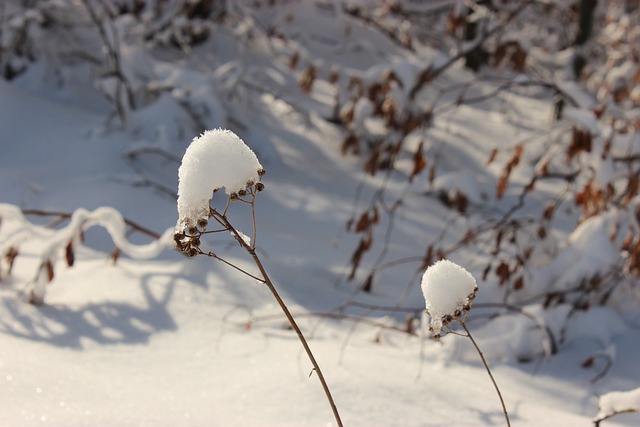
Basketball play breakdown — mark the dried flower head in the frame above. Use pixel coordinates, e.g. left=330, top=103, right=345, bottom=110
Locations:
left=176, top=129, right=263, bottom=231
left=421, top=259, right=478, bottom=337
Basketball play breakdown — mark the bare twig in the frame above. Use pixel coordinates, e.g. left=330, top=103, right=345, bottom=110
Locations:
left=21, top=208, right=161, bottom=240
left=198, top=200, right=344, bottom=427
left=459, top=320, right=511, bottom=427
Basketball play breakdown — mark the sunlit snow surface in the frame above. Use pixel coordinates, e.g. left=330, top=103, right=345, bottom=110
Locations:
left=2, top=1, right=640, bottom=426
left=176, top=129, right=263, bottom=229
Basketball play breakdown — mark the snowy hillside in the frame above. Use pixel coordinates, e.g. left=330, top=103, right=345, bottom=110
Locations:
left=1, top=1, right=640, bottom=426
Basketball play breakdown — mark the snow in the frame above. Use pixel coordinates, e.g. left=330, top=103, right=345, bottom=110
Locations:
left=2, top=2, right=640, bottom=427
left=176, top=129, right=263, bottom=229
left=595, top=388, right=640, bottom=424
left=421, top=259, right=478, bottom=335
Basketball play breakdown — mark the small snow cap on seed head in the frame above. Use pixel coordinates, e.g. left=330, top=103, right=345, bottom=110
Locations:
left=176, top=129, right=264, bottom=231
left=421, top=259, right=478, bottom=336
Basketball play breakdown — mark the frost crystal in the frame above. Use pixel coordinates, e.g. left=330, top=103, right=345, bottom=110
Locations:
left=421, top=259, right=478, bottom=335
left=176, top=129, right=263, bottom=229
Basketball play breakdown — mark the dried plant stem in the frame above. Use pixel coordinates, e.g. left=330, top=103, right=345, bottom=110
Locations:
left=216, top=212, right=343, bottom=427
left=459, top=320, right=511, bottom=427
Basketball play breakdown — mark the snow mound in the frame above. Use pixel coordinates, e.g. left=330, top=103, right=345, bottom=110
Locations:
left=421, top=259, right=478, bottom=335
left=594, top=387, right=640, bottom=424
left=176, top=129, right=263, bottom=229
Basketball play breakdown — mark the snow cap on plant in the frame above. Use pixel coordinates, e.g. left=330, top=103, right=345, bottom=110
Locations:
left=176, top=129, right=264, bottom=230
left=421, top=259, right=478, bottom=337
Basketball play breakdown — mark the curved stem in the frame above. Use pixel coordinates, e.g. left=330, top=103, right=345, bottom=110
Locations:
left=459, top=320, right=511, bottom=427
left=219, top=213, right=343, bottom=427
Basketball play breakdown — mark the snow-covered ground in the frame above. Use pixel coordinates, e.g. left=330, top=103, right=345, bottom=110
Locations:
left=1, top=2, right=640, bottom=426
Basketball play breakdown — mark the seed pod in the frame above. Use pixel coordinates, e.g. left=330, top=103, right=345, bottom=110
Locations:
left=238, top=189, right=247, bottom=197
left=197, top=218, right=208, bottom=229
left=188, top=226, right=198, bottom=235
left=257, top=168, right=266, bottom=176
left=230, top=192, right=239, bottom=200
left=190, top=236, right=201, bottom=248
left=255, top=183, right=265, bottom=192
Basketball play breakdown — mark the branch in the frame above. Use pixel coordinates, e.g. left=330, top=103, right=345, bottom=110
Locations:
left=20, top=208, right=161, bottom=240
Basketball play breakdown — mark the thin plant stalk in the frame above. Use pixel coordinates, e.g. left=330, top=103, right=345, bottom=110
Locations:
left=212, top=207, right=344, bottom=427
left=459, top=320, right=511, bottom=427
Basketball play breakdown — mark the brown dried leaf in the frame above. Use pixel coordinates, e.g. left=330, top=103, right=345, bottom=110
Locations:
left=298, top=65, right=316, bottom=94
left=5, top=247, right=18, bottom=275
left=539, top=160, right=550, bottom=177
left=405, top=314, right=416, bottom=335
left=355, top=212, right=370, bottom=233
left=364, top=146, right=381, bottom=176
left=511, top=48, right=527, bottom=72
left=496, top=173, right=508, bottom=200
left=111, top=247, right=121, bottom=265
left=567, top=127, right=592, bottom=162
left=341, top=134, right=359, bottom=155
left=495, top=261, right=510, bottom=285
left=328, top=69, right=339, bottom=85
left=495, top=228, right=504, bottom=253
left=447, top=10, right=464, bottom=34
left=512, top=144, right=524, bottom=166
left=581, top=357, right=594, bottom=368
left=409, top=141, right=427, bottom=181
left=428, top=164, right=436, bottom=186
left=289, top=52, right=300, bottom=70
left=542, top=203, right=555, bottom=221
left=482, top=264, right=491, bottom=281
left=537, top=226, right=547, bottom=239
left=45, top=260, right=55, bottom=283
left=452, top=191, right=468, bottom=214
left=513, top=276, right=524, bottom=290
left=65, top=241, right=75, bottom=267
left=348, top=233, right=373, bottom=280
left=523, top=246, right=533, bottom=261
left=362, top=273, right=374, bottom=293
left=486, top=148, right=498, bottom=165
left=493, top=44, right=507, bottom=68
left=622, top=230, right=633, bottom=251
left=622, top=174, right=639, bottom=206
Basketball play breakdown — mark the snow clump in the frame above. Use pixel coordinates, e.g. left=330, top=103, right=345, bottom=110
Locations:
left=176, top=129, right=264, bottom=230
left=421, top=259, right=478, bottom=336
left=594, top=387, right=640, bottom=424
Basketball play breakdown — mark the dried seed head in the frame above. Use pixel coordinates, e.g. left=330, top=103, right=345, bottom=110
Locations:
left=230, top=192, right=239, bottom=200
left=257, top=168, right=266, bottom=176
left=238, top=189, right=247, bottom=197
left=246, top=179, right=255, bottom=187
left=174, top=233, right=184, bottom=243
left=190, top=236, right=201, bottom=247
left=255, top=182, right=265, bottom=192
left=187, top=247, right=198, bottom=258
left=188, top=226, right=198, bottom=235
left=197, top=218, right=208, bottom=229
